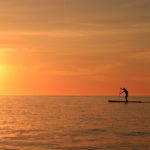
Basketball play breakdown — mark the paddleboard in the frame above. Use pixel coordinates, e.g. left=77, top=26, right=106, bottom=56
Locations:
left=108, top=100, right=142, bottom=103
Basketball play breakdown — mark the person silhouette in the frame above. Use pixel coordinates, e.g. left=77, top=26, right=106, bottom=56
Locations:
left=120, top=88, right=128, bottom=102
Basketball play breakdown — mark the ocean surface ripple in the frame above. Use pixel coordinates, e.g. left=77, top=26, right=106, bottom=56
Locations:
left=0, top=96, right=149, bottom=150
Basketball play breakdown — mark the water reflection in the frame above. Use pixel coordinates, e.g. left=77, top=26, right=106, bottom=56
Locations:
left=0, top=96, right=149, bottom=149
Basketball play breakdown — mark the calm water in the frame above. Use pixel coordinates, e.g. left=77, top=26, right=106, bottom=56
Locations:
left=0, top=96, right=149, bottom=150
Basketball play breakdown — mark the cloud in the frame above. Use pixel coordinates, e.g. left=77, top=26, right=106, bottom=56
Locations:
left=0, top=0, right=150, bottom=30
left=0, top=0, right=150, bottom=95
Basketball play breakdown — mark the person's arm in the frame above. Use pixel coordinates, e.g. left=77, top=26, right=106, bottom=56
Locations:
left=120, top=90, right=125, bottom=94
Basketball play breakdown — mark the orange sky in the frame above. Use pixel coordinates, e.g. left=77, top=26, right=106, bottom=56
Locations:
left=0, top=0, right=150, bottom=95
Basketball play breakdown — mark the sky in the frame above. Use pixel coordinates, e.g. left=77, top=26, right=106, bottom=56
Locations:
left=0, top=0, right=150, bottom=95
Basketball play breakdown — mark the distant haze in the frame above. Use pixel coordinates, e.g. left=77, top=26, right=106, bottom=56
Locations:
left=0, top=0, right=150, bottom=95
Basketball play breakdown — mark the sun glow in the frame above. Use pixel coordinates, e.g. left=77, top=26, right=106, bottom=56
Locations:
left=0, top=1, right=149, bottom=95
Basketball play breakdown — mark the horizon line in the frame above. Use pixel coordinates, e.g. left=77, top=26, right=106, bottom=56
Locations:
left=0, top=94, right=149, bottom=97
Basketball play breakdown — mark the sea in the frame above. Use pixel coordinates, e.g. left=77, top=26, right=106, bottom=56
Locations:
left=0, top=95, right=149, bottom=150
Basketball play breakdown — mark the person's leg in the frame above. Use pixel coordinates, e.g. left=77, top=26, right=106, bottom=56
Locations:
left=125, top=95, right=128, bottom=102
